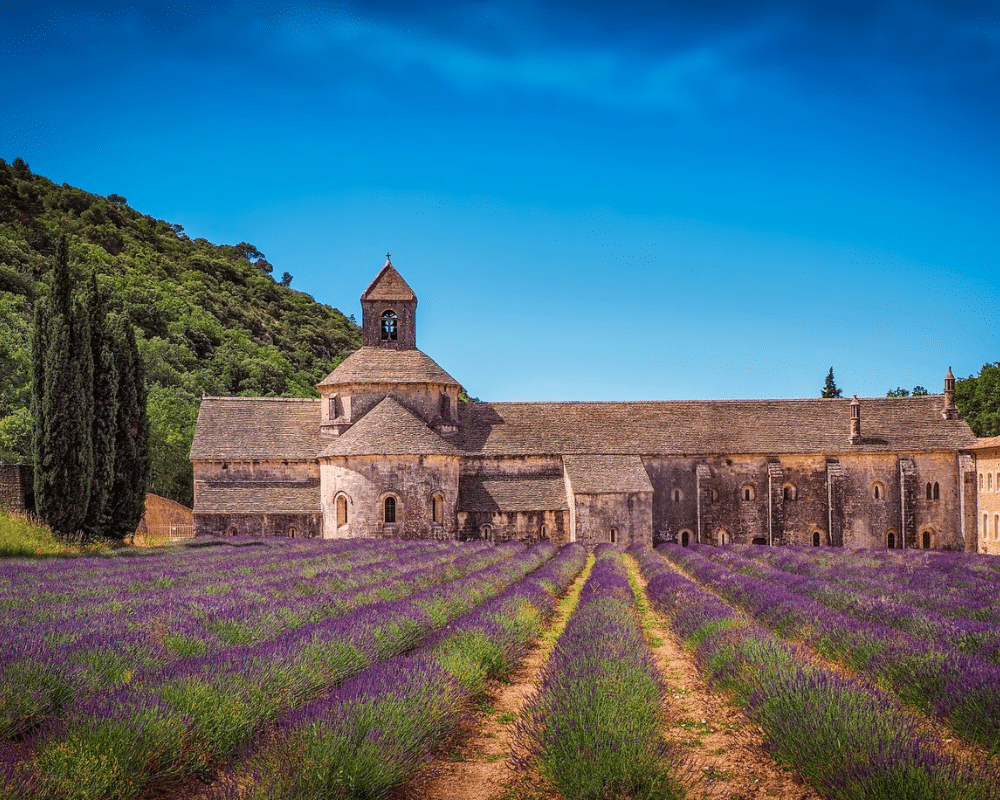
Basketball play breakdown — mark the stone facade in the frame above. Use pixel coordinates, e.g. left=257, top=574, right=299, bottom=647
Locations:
left=972, top=437, right=1000, bottom=555
left=190, top=258, right=983, bottom=551
left=0, top=463, right=34, bottom=514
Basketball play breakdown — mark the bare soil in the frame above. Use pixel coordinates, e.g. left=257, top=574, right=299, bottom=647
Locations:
left=393, top=566, right=590, bottom=800
left=632, top=572, right=821, bottom=800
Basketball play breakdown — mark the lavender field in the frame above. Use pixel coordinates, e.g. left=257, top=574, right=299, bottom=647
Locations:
left=1, top=537, right=998, bottom=800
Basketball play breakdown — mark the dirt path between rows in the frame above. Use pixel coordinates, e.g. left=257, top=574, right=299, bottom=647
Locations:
left=626, top=557, right=821, bottom=800
left=393, top=561, right=593, bottom=800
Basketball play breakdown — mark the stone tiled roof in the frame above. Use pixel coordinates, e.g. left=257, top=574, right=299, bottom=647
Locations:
left=361, top=264, right=416, bottom=301
left=458, top=475, right=568, bottom=512
left=456, top=396, right=978, bottom=456
left=190, top=398, right=321, bottom=461
left=317, top=347, right=460, bottom=387
left=563, top=455, right=654, bottom=494
left=194, top=483, right=320, bottom=514
left=320, top=397, right=460, bottom=457
left=970, top=436, right=1000, bottom=450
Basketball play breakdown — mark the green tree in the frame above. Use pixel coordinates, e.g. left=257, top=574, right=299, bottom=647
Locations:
left=955, top=363, right=1000, bottom=437
left=822, top=367, right=842, bottom=398
left=912, top=386, right=928, bottom=396
left=82, top=270, right=118, bottom=537
left=0, top=294, right=32, bottom=461
left=32, top=236, right=94, bottom=538
left=102, top=316, right=151, bottom=539
left=887, top=387, right=910, bottom=397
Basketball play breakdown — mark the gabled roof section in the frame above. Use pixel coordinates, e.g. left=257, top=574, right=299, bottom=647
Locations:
left=456, top=396, right=978, bottom=456
left=361, top=263, right=416, bottom=302
left=318, top=346, right=460, bottom=387
left=320, top=396, right=460, bottom=457
left=190, top=398, right=321, bottom=461
left=971, top=435, right=1000, bottom=450
left=194, top=483, right=321, bottom=514
left=458, top=475, right=568, bottom=512
left=563, top=455, right=653, bottom=494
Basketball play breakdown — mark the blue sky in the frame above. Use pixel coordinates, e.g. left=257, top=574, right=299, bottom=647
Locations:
left=2, top=0, right=997, bottom=401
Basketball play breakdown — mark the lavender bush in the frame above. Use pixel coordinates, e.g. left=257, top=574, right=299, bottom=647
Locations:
left=216, top=543, right=587, bottom=800
left=633, top=544, right=999, bottom=800
left=514, top=545, right=684, bottom=800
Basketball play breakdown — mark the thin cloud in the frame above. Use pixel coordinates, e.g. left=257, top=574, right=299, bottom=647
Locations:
left=268, top=5, right=751, bottom=113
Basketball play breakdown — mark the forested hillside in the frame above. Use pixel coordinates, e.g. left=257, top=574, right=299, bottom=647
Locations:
left=0, top=157, right=360, bottom=506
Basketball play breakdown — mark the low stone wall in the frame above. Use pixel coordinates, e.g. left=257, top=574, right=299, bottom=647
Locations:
left=0, top=463, right=33, bottom=513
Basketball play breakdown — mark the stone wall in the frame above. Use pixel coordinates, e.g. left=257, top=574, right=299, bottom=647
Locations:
left=0, top=463, right=33, bottom=513
left=195, top=513, right=322, bottom=538
left=457, top=509, right=567, bottom=544
left=572, top=491, right=652, bottom=548
left=642, top=451, right=967, bottom=550
left=321, top=453, right=459, bottom=539
left=976, top=446, right=1000, bottom=555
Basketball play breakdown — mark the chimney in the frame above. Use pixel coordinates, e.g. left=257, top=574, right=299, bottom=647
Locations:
left=942, top=366, right=958, bottom=420
left=849, top=395, right=862, bottom=444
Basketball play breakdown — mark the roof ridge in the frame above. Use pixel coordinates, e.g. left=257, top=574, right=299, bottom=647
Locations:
left=201, top=396, right=319, bottom=403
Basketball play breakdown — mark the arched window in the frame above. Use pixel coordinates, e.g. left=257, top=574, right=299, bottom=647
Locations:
left=681, top=530, right=690, bottom=547
left=287, top=526, right=297, bottom=538
left=887, top=530, right=896, bottom=549
left=742, top=485, right=755, bottom=502
left=539, top=524, right=549, bottom=540
left=481, top=523, right=493, bottom=540
left=609, top=527, right=618, bottom=544
left=922, top=530, right=932, bottom=549
left=873, top=482, right=884, bottom=500
left=710, top=488, right=719, bottom=502
left=384, top=496, right=397, bottom=524
left=718, top=530, right=729, bottom=546
left=985, top=513, right=989, bottom=537
left=783, top=483, right=797, bottom=501
left=813, top=531, right=820, bottom=547
left=926, top=482, right=933, bottom=501
left=672, top=488, right=683, bottom=502
left=989, top=473, right=994, bottom=491
left=933, top=482, right=940, bottom=500
left=995, top=514, right=999, bottom=539
left=380, top=310, right=398, bottom=341
left=336, top=495, right=348, bottom=527
left=432, top=493, right=443, bottom=524
left=980, top=473, right=985, bottom=490
left=228, top=526, right=238, bottom=537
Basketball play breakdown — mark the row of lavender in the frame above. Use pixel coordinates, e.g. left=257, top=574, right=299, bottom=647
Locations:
left=1, top=538, right=507, bottom=742
left=702, top=544, right=1000, bottom=663
left=1, top=539, right=557, bottom=800
left=728, top=544, right=1000, bottom=628
left=515, top=545, right=685, bottom=800
left=668, top=543, right=1000, bottom=753
left=630, top=544, right=998, bottom=800
left=217, top=543, right=589, bottom=799
left=2, top=537, right=492, bottom=653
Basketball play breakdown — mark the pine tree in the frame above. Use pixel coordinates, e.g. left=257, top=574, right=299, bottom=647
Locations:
left=822, top=367, right=843, bottom=399
left=103, top=315, right=150, bottom=539
left=82, top=270, right=118, bottom=537
left=32, top=236, right=94, bottom=538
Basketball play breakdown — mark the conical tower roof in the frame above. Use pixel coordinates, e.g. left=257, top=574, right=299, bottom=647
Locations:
left=320, top=396, right=459, bottom=457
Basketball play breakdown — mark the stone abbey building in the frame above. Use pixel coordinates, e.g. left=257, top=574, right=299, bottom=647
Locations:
left=191, top=258, right=983, bottom=551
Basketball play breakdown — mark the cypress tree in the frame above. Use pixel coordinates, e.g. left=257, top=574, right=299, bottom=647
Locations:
left=103, top=315, right=150, bottom=539
left=32, top=236, right=94, bottom=538
left=82, top=270, right=117, bottom=537
left=821, top=367, right=843, bottom=399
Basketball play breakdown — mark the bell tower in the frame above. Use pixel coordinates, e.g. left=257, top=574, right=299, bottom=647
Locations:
left=360, top=254, right=417, bottom=350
